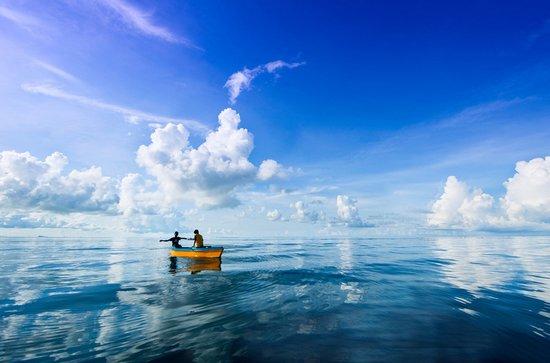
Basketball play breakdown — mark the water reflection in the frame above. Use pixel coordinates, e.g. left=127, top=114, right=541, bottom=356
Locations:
left=433, top=236, right=550, bottom=339
left=2, top=236, right=549, bottom=362
left=169, top=257, right=222, bottom=275
left=337, top=239, right=364, bottom=304
left=434, top=236, right=550, bottom=303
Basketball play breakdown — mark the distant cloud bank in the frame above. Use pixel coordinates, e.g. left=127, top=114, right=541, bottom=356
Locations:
left=0, top=150, right=118, bottom=229
left=428, top=156, right=550, bottom=230
left=0, top=150, right=118, bottom=213
left=0, top=109, right=292, bottom=232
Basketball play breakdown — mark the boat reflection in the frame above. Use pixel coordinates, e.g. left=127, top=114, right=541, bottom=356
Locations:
left=169, top=257, right=222, bottom=275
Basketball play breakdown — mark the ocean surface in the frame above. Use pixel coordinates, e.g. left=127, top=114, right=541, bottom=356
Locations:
left=1, top=235, right=549, bottom=362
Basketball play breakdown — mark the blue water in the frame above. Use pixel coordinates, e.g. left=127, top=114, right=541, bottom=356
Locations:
left=1, top=236, right=549, bottom=362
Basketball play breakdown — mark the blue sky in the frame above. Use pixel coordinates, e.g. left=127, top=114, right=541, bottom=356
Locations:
left=1, top=0, right=550, bottom=236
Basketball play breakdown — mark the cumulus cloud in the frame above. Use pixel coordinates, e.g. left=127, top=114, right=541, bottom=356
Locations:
left=224, top=60, right=305, bottom=104
left=118, top=173, right=162, bottom=216
left=0, top=108, right=294, bottom=231
left=257, top=159, right=293, bottom=181
left=336, top=195, right=369, bottom=227
left=0, top=150, right=119, bottom=214
left=266, top=209, right=282, bottom=221
left=290, top=201, right=323, bottom=223
left=428, top=156, right=550, bottom=229
left=428, top=176, right=497, bottom=228
left=117, top=173, right=186, bottom=232
left=502, top=157, right=550, bottom=223
left=134, top=108, right=286, bottom=209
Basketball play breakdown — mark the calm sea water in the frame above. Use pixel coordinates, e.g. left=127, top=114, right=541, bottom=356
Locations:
left=1, top=236, right=549, bottom=362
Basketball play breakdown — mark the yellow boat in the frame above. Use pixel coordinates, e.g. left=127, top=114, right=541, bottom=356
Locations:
left=170, top=246, right=224, bottom=258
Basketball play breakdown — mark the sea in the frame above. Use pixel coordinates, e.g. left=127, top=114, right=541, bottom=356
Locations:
left=0, top=235, right=549, bottom=362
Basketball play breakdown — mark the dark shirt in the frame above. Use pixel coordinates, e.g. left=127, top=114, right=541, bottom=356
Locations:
left=169, top=236, right=183, bottom=248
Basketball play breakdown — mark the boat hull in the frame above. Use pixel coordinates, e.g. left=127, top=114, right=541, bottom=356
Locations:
left=170, top=246, right=224, bottom=258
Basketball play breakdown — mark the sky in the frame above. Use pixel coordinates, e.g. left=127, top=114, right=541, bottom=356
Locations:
left=1, top=0, right=550, bottom=237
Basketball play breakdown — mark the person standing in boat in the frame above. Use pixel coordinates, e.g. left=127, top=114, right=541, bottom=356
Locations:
left=191, top=229, right=204, bottom=248
left=159, top=231, right=184, bottom=248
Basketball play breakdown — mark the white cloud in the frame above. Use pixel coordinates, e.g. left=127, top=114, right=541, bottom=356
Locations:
left=0, top=210, right=69, bottom=229
left=224, top=67, right=262, bottom=104
left=225, top=60, right=305, bottom=104
left=95, top=0, right=193, bottom=46
left=118, top=173, right=162, bottom=216
left=267, top=209, right=282, bottom=221
left=336, top=195, right=368, bottom=227
left=502, top=156, right=550, bottom=223
left=134, top=108, right=282, bottom=209
left=33, top=60, right=81, bottom=84
left=257, top=159, right=293, bottom=181
left=291, top=201, right=323, bottom=223
left=0, top=5, right=40, bottom=32
left=0, top=109, right=294, bottom=232
left=21, top=83, right=207, bottom=132
left=428, top=156, right=550, bottom=229
left=428, top=176, right=496, bottom=228
left=117, top=173, right=189, bottom=232
left=0, top=150, right=119, bottom=214
left=265, top=60, right=305, bottom=73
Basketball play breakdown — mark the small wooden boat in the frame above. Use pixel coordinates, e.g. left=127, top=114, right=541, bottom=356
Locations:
left=170, top=246, right=224, bottom=258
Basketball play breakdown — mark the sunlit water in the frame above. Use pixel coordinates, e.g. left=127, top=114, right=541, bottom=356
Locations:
left=1, top=236, right=549, bottom=362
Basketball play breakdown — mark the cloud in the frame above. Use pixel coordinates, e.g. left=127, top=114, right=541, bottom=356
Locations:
left=438, top=99, right=524, bottom=128
left=21, top=83, right=207, bottom=132
left=428, top=156, right=550, bottom=229
left=336, top=195, right=369, bottom=227
left=502, top=156, right=550, bottom=223
left=95, top=0, right=193, bottom=46
left=224, top=60, right=305, bottom=104
left=224, top=67, right=262, bottom=105
left=118, top=173, right=162, bottom=216
left=117, top=173, right=190, bottom=232
left=290, top=201, right=323, bottom=223
left=33, top=60, right=82, bottom=84
left=428, top=176, right=497, bottom=228
left=0, top=150, right=119, bottom=214
left=135, top=108, right=283, bottom=209
left=0, top=108, right=293, bottom=231
left=257, top=159, right=293, bottom=181
left=266, top=209, right=282, bottom=221
left=264, top=60, right=305, bottom=73
left=0, top=210, right=70, bottom=229
left=0, top=5, right=40, bottom=32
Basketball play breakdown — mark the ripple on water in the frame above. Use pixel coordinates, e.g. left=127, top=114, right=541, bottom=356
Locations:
left=0, top=236, right=549, bottom=362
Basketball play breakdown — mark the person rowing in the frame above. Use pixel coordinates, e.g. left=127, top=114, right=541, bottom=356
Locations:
left=191, top=229, right=204, bottom=248
left=159, top=229, right=204, bottom=248
left=159, top=231, right=185, bottom=248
